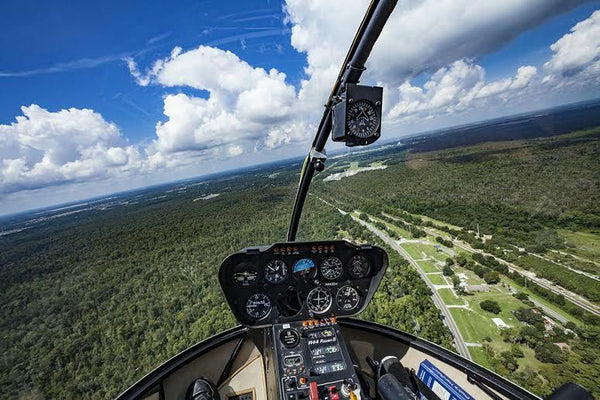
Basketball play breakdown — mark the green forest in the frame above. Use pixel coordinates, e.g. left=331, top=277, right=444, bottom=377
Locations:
left=1, top=128, right=599, bottom=399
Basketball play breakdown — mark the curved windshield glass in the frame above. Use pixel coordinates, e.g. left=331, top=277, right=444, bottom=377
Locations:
left=1, top=1, right=599, bottom=399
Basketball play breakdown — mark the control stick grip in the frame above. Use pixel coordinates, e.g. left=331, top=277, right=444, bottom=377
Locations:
left=377, top=373, right=413, bottom=400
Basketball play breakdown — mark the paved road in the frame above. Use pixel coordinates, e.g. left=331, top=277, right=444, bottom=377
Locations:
left=528, top=299, right=568, bottom=324
left=382, top=212, right=600, bottom=317
left=346, top=212, right=473, bottom=360
left=452, top=240, right=600, bottom=317
left=529, top=252, right=599, bottom=282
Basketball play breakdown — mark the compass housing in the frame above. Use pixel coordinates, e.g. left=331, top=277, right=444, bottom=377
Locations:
left=332, top=83, right=383, bottom=146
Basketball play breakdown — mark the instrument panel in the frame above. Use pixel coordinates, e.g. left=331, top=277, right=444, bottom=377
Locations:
left=218, top=240, right=388, bottom=327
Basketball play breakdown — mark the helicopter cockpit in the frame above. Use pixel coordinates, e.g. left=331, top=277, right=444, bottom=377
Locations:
left=114, top=1, right=595, bottom=399
left=218, top=240, right=387, bottom=399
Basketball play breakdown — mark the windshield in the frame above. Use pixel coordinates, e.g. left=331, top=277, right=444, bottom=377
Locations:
left=1, top=1, right=599, bottom=399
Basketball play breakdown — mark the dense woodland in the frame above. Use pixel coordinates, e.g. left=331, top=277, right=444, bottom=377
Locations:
left=1, top=127, right=599, bottom=399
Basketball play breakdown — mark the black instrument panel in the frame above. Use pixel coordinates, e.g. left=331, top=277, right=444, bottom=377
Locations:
left=218, top=240, right=388, bottom=327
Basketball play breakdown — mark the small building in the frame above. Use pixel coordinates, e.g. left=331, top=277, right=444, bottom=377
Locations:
left=464, top=284, right=489, bottom=293
left=543, top=316, right=557, bottom=332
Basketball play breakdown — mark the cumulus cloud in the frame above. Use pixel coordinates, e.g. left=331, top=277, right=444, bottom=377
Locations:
left=284, top=0, right=586, bottom=95
left=128, top=45, right=306, bottom=164
left=386, top=61, right=538, bottom=122
left=0, top=105, right=142, bottom=193
left=5, top=1, right=598, bottom=199
left=543, top=10, right=600, bottom=85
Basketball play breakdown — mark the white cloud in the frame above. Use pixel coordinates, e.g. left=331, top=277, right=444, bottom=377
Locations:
left=0, top=105, right=143, bottom=193
left=284, top=0, right=586, bottom=92
left=386, top=61, right=538, bottom=122
left=543, top=10, right=600, bottom=85
left=4, top=1, right=599, bottom=206
left=130, top=45, right=304, bottom=163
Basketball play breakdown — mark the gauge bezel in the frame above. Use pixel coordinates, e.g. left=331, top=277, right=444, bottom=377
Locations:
left=264, top=259, right=288, bottom=284
left=346, top=99, right=380, bottom=139
left=348, top=254, right=371, bottom=278
left=245, top=293, right=272, bottom=320
left=335, top=285, right=361, bottom=311
left=293, top=258, right=317, bottom=279
left=306, top=287, right=333, bottom=314
left=320, top=256, right=344, bottom=280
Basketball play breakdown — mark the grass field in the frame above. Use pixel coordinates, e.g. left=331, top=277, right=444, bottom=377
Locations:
left=469, top=347, right=491, bottom=369
left=450, top=308, right=496, bottom=342
left=371, top=215, right=412, bottom=238
left=402, top=243, right=431, bottom=259
left=558, top=229, right=600, bottom=263
left=438, top=288, right=465, bottom=305
left=415, top=214, right=463, bottom=231
left=427, top=273, right=447, bottom=285
left=403, top=242, right=448, bottom=262
left=417, top=260, right=440, bottom=273
left=457, top=268, right=486, bottom=285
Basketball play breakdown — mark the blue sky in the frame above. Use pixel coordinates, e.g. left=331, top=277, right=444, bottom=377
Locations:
left=1, top=0, right=599, bottom=215
left=0, top=0, right=304, bottom=141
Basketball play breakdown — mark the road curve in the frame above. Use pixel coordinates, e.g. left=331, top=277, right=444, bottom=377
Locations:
left=347, top=212, right=473, bottom=360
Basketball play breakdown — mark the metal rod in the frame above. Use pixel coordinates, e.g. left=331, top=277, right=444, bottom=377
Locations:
left=287, top=0, right=398, bottom=241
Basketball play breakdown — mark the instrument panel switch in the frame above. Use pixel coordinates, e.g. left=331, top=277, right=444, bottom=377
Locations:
left=329, top=386, right=340, bottom=400
left=309, top=381, right=319, bottom=400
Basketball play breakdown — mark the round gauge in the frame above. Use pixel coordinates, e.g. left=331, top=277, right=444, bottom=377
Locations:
left=336, top=286, right=361, bottom=311
left=346, top=99, right=380, bottom=139
left=232, top=264, right=258, bottom=286
left=293, top=258, right=317, bottom=278
left=320, top=256, right=343, bottom=280
left=349, top=255, right=370, bottom=278
left=245, top=294, right=272, bottom=320
left=306, top=287, right=332, bottom=314
left=264, top=260, right=288, bottom=284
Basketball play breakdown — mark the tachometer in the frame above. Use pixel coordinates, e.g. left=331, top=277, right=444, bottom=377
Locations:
left=320, top=256, right=343, bottom=280
left=306, top=287, right=332, bottom=314
left=349, top=254, right=370, bottom=278
left=336, top=286, right=360, bottom=311
left=246, top=294, right=271, bottom=320
left=264, top=260, right=288, bottom=284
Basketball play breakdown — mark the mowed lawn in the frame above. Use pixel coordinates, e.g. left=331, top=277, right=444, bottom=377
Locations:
left=450, top=286, right=528, bottom=344
left=417, top=260, right=440, bottom=273
left=402, top=243, right=432, bottom=259
left=427, top=273, right=447, bottom=285
left=450, top=308, right=497, bottom=342
left=438, top=288, right=465, bottom=305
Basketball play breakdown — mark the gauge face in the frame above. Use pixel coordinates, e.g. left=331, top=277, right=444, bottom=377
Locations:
left=349, top=255, right=370, bottom=278
left=293, top=258, right=317, bottom=278
left=306, top=287, right=332, bottom=314
left=245, top=294, right=271, bottom=320
left=264, top=260, right=288, bottom=284
left=336, top=286, right=361, bottom=311
left=320, top=256, right=343, bottom=280
left=233, top=269, right=258, bottom=286
left=346, top=99, right=379, bottom=138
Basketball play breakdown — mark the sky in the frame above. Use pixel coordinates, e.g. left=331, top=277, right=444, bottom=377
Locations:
left=1, top=0, right=600, bottom=216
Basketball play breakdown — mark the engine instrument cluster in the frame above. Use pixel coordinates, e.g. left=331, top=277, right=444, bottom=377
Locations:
left=218, top=240, right=388, bottom=327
